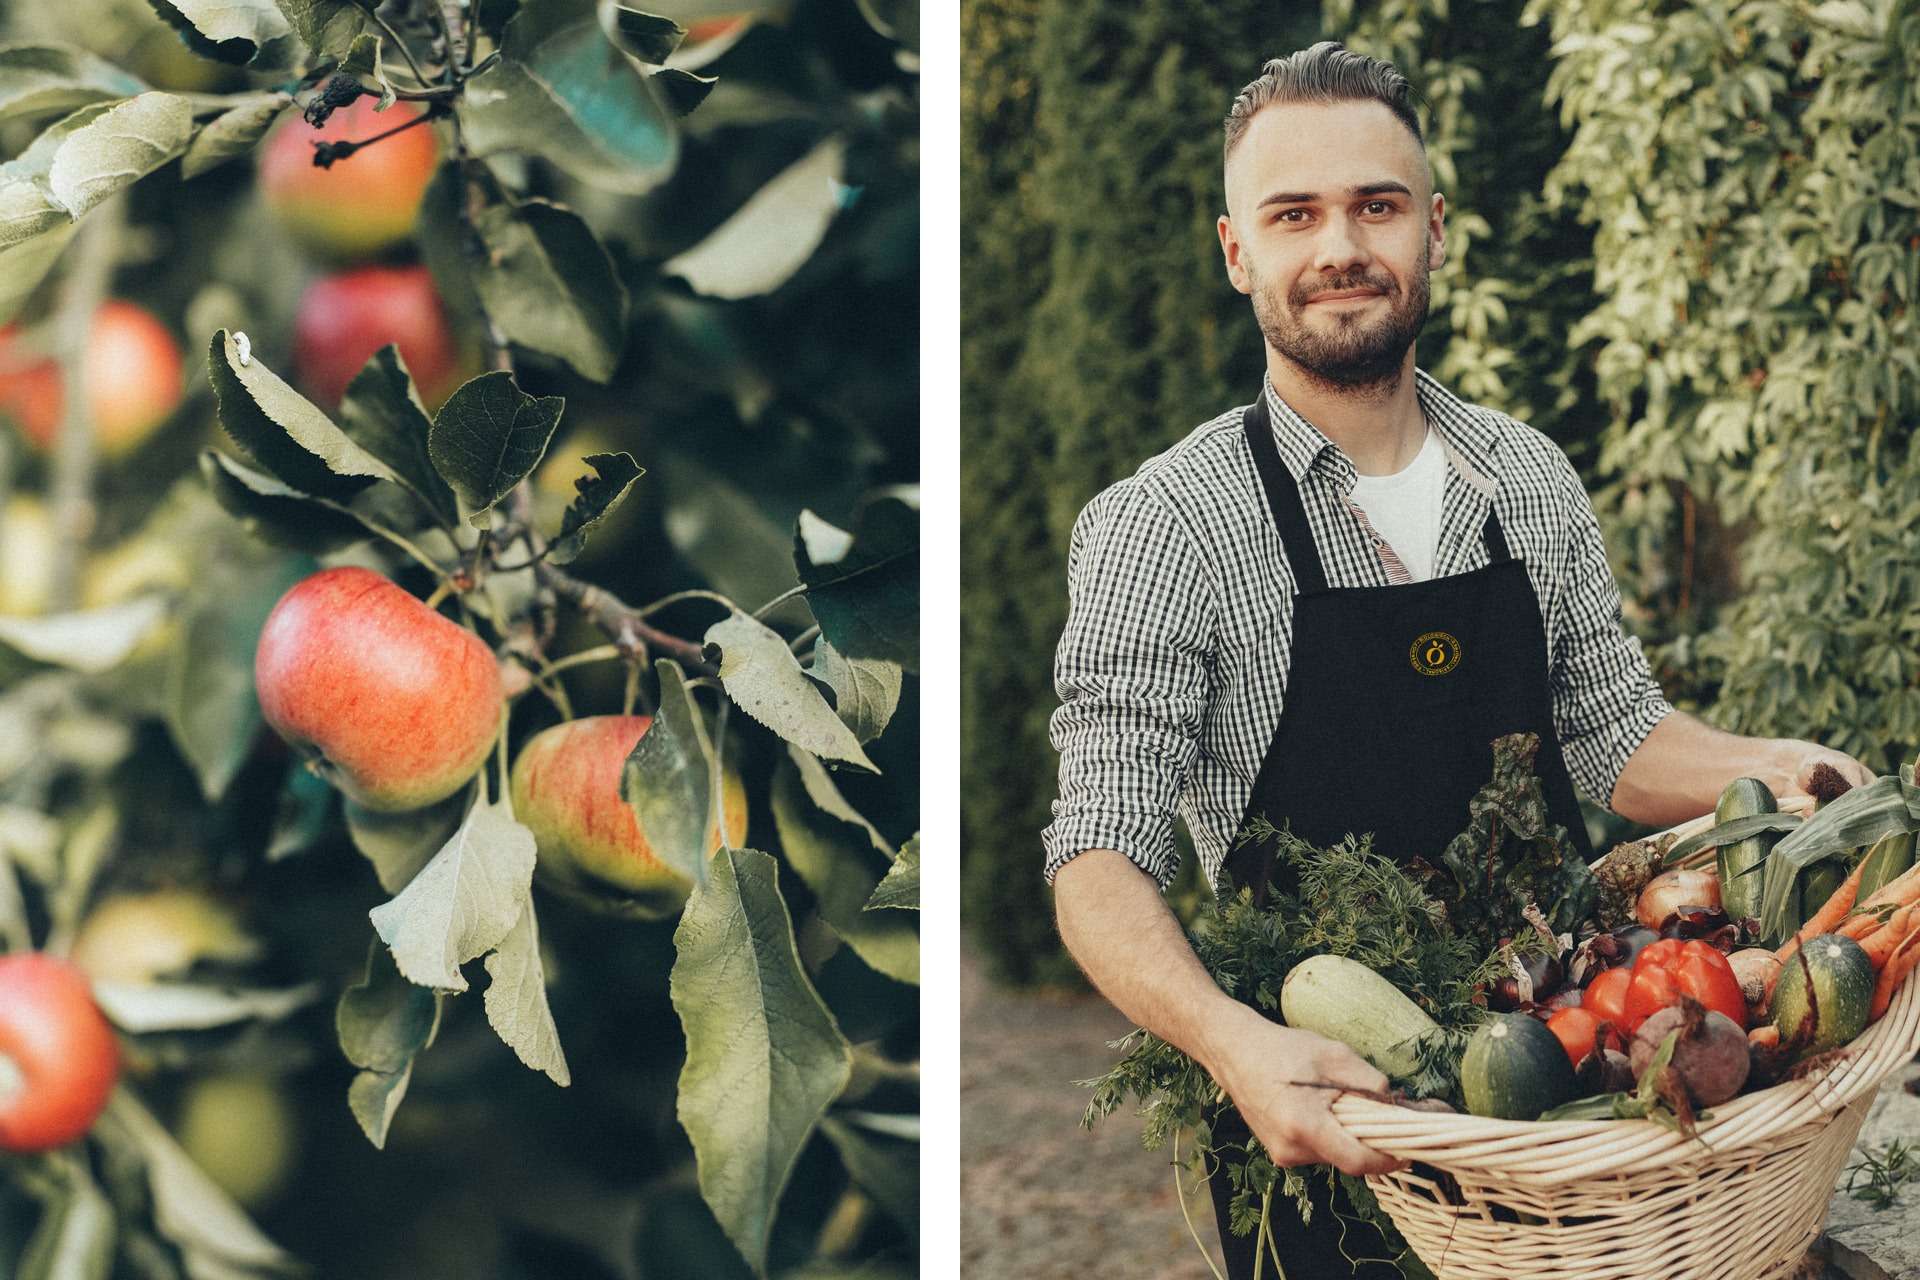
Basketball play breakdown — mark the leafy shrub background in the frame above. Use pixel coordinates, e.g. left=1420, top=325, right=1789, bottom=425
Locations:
left=961, top=0, right=1919, bottom=984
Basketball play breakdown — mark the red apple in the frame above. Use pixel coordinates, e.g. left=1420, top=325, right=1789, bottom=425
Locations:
left=291, top=263, right=469, bottom=413
left=510, top=714, right=748, bottom=915
left=258, top=96, right=438, bottom=262
left=255, top=566, right=504, bottom=813
left=0, top=952, right=119, bottom=1153
left=0, top=300, right=184, bottom=456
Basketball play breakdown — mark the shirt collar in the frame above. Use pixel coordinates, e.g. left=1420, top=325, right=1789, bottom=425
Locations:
left=1260, top=368, right=1503, bottom=492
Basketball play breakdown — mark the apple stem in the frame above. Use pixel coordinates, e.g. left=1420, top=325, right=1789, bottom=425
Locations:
left=788, top=625, right=821, bottom=658
left=371, top=12, right=433, bottom=89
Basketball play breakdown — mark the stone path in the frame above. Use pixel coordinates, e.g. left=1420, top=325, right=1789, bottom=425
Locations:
left=960, top=946, right=1222, bottom=1280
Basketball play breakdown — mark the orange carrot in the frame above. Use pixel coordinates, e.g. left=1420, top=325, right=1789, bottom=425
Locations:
left=1871, top=929, right=1920, bottom=1020
left=1748, top=1025, right=1780, bottom=1048
left=1861, top=904, right=1920, bottom=972
left=1778, top=856, right=1873, bottom=962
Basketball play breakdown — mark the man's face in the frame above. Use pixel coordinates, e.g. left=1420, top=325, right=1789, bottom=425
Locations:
left=1218, top=99, right=1445, bottom=392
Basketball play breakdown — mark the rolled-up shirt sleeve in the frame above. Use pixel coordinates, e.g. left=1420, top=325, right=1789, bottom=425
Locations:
left=1543, top=452, right=1673, bottom=807
left=1042, top=477, right=1216, bottom=890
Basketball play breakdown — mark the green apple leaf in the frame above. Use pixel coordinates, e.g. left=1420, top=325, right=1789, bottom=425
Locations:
left=336, top=32, right=396, bottom=109
left=181, top=91, right=293, bottom=179
left=427, top=371, right=565, bottom=526
left=664, top=135, right=846, bottom=300
left=651, top=67, right=717, bottom=117
left=338, top=347, right=460, bottom=527
left=209, top=330, right=394, bottom=502
left=47, top=92, right=196, bottom=218
left=483, top=897, right=570, bottom=1086
left=337, top=940, right=445, bottom=1148
left=0, top=44, right=145, bottom=128
left=267, top=761, right=334, bottom=860
left=672, top=846, right=851, bottom=1277
left=458, top=17, right=677, bottom=196
left=606, top=8, right=686, bottom=63
left=471, top=192, right=628, bottom=382
left=0, top=222, right=73, bottom=325
left=92, top=980, right=321, bottom=1033
left=794, top=497, right=918, bottom=673
left=548, top=452, right=642, bottom=565
left=148, top=0, right=299, bottom=67
left=369, top=798, right=538, bottom=993
left=705, top=611, right=876, bottom=773
left=16, top=1148, right=115, bottom=1280
left=0, top=597, right=167, bottom=674
left=819, top=1115, right=917, bottom=1243
left=807, top=637, right=899, bottom=744
left=198, top=450, right=377, bottom=551
left=477, top=0, right=521, bottom=41
left=344, top=785, right=471, bottom=895
left=657, top=452, right=801, bottom=618
left=102, top=1090, right=298, bottom=1277
left=275, top=0, right=370, bottom=57
left=853, top=0, right=917, bottom=50
left=624, top=659, right=720, bottom=890
left=772, top=752, right=915, bottom=984
left=865, top=833, right=917, bottom=911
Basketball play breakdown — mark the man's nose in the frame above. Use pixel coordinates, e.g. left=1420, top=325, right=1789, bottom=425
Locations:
left=1311, top=215, right=1371, bottom=274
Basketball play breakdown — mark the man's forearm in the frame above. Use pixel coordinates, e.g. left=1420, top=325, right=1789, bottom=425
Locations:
left=1051, top=849, right=1260, bottom=1075
left=1610, top=710, right=1875, bottom=827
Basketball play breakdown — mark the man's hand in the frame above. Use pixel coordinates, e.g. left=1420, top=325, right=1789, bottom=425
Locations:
left=1767, top=740, right=1877, bottom=802
left=1052, top=850, right=1405, bottom=1177
left=1202, top=1000, right=1407, bottom=1177
left=1612, top=711, right=1877, bottom=828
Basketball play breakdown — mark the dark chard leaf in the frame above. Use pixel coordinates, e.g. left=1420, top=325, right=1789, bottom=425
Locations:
left=181, top=91, right=293, bottom=179
left=426, top=371, right=564, bottom=525
left=471, top=192, right=629, bottom=382
left=771, top=750, right=917, bottom=984
left=705, top=610, right=878, bottom=772
left=672, top=846, right=852, bottom=1277
left=338, top=346, right=459, bottom=527
left=866, top=833, right=918, bottom=911
left=144, top=0, right=298, bottom=67
left=337, top=941, right=445, bottom=1148
left=652, top=67, right=716, bottom=117
left=795, top=498, right=918, bottom=674
left=0, top=45, right=144, bottom=128
left=208, top=330, right=393, bottom=501
left=623, top=660, right=720, bottom=889
left=198, top=450, right=371, bottom=551
left=549, top=451, right=642, bottom=565
left=606, top=6, right=687, bottom=63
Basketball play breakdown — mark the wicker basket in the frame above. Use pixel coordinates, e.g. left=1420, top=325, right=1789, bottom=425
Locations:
left=1329, top=809, right=1920, bottom=1280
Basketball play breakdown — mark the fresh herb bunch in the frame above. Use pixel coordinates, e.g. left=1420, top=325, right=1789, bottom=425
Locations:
left=1415, top=732, right=1600, bottom=944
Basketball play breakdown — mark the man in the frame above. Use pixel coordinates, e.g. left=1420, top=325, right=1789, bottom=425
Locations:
left=1042, top=41, right=1874, bottom=1280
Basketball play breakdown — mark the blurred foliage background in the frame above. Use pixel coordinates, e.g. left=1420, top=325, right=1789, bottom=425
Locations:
left=0, top=0, right=920, bottom=1277
left=961, top=0, right=1920, bottom=985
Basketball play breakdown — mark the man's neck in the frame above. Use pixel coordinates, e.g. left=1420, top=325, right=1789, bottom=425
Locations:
left=1266, top=351, right=1426, bottom=477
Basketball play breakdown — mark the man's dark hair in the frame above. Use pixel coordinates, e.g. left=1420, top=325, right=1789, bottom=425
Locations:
left=1223, top=42, right=1424, bottom=161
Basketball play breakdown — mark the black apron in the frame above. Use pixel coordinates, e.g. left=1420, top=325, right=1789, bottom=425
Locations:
left=1206, top=395, right=1592, bottom=1280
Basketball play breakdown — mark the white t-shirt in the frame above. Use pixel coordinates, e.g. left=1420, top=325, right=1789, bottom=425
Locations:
left=1346, top=425, right=1447, bottom=581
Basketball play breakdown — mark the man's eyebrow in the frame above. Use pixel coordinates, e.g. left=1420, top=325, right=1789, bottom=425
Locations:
left=1255, top=180, right=1414, bottom=210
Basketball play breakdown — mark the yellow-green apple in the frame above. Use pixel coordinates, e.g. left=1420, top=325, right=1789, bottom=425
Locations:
left=70, top=888, right=260, bottom=986
left=511, top=714, right=748, bottom=916
left=176, top=1073, right=298, bottom=1208
left=291, top=263, right=469, bottom=413
left=0, top=952, right=119, bottom=1152
left=0, top=300, right=184, bottom=457
left=258, top=96, right=438, bottom=262
left=255, top=566, right=503, bottom=812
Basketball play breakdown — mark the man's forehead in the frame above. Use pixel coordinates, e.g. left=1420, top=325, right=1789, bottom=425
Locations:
left=1225, top=99, right=1431, bottom=203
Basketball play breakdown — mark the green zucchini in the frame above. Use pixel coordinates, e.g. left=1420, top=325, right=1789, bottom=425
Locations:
left=1716, top=777, right=1779, bottom=933
left=1857, top=832, right=1916, bottom=902
left=1460, top=1013, right=1577, bottom=1121
left=1771, top=933, right=1875, bottom=1056
left=1279, top=954, right=1440, bottom=1080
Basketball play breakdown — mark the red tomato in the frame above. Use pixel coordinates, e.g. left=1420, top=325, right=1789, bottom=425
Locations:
left=1626, top=938, right=1746, bottom=1028
left=1546, top=1006, right=1604, bottom=1067
left=0, top=953, right=120, bottom=1152
left=1583, top=966, right=1636, bottom=1035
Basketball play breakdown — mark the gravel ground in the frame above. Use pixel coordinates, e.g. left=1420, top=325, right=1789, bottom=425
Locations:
left=960, top=946, right=1222, bottom=1280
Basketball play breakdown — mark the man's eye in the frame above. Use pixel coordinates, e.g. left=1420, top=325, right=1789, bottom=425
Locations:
left=1365, top=201, right=1393, bottom=215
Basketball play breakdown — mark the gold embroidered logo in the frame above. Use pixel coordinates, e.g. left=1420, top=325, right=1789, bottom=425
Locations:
left=1411, top=632, right=1461, bottom=677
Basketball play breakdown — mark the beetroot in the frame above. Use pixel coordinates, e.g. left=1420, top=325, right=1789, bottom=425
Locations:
left=1630, top=997, right=1751, bottom=1107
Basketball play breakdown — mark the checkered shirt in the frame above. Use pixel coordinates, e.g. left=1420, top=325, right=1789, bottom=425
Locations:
left=1041, top=371, right=1674, bottom=890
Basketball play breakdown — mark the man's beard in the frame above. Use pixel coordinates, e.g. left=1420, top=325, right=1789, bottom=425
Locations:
left=1249, top=249, right=1430, bottom=395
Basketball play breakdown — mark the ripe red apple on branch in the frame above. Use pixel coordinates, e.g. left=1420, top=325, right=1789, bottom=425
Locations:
left=511, top=715, right=748, bottom=914
left=258, top=96, right=438, bottom=262
left=292, top=263, right=470, bottom=412
left=0, top=300, right=184, bottom=457
left=255, top=566, right=504, bottom=813
left=0, top=952, right=120, bottom=1153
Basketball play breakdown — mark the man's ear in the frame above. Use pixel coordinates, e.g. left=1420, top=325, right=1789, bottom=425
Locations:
left=1428, top=193, right=1447, bottom=271
left=1218, top=214, right=1252, bottom=295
